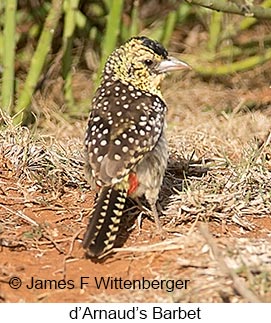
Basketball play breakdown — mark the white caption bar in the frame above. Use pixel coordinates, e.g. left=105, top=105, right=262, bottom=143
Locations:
left=2, top=303, right=270, bottom=322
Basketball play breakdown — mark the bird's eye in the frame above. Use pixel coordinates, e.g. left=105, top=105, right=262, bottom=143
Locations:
left=144, top=59, right=153, bottom=66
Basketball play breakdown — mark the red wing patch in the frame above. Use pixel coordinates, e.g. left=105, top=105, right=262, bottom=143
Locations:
left=128, top=172, right=139, bottom=195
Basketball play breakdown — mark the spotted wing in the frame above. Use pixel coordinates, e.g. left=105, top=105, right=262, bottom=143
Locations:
left=84, top=80, right=166, bottom=185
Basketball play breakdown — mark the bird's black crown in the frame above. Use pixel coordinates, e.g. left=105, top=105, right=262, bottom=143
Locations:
left=132, top=36, right=168, bottom=59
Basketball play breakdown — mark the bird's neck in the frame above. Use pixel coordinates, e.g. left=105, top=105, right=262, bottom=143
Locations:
left=102, top=67, right=164, bottom=99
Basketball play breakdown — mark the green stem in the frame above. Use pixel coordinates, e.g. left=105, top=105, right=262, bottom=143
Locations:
left=129, top=0, right=139, bottom=38
left=218, top=0, right=271, bottom=43
left=239, top=0, right=271, bottom=30
left=95, top=0, right=125, bottom=86
left=161, top=10, right=178, bottom=47
left=207, top=11, right=222, bottom=53
left=193, top=48, right=271, bottom=75
left=14, top=0, right=63, bottom=125
left=62, top=0, right=80, bottom=112
left=2, top=0, right=17, bottom=114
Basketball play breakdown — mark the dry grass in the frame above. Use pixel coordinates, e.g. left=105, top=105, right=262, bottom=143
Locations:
left=0, top=116, right=85, bottom=188
left=2, top=102, right=270, bottom=233
left=1, top=70, right=271, bottom=302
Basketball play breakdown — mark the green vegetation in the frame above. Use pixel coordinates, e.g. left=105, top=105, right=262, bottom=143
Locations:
left=0, top=0, right=270, bottom=125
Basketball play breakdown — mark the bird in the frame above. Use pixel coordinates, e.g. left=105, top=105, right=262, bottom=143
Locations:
left=83, top=36, right=190, bottom=258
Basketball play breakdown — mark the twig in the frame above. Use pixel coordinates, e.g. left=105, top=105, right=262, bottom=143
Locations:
left=66, top=228, right=84, bottom=257
left=0, top=204, right=39, bottom=226
left=199, top=223, right=261, bottom=303
left=41, top=227, right=65, bottom=254
left=185, top=0, right=271, bottom=19
left=114, top=237, right=186, bottom=253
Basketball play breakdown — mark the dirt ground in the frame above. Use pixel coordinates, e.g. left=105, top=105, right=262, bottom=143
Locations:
left=1, top=68, right=271, bottom=303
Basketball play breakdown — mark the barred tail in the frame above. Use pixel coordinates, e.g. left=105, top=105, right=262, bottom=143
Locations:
left=82, top=186, right=128, bottom=258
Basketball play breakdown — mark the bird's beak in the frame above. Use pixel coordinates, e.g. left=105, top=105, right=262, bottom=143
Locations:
left=158, top=56, right=191, bottom=73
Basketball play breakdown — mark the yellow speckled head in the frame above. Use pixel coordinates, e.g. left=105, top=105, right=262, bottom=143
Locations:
left=102, top=36, right=190, bottom=95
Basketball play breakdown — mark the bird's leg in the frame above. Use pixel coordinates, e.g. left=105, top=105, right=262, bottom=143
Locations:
left=134, top=197, right=166, bottom=239
left=149, top=200, right=166, bottom=239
